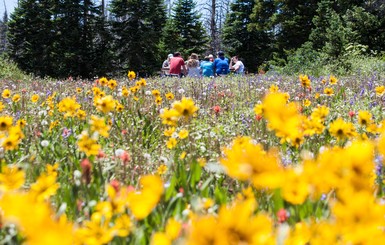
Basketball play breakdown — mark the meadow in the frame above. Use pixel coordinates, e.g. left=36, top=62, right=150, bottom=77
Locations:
left=1, top=70, right=385, bottom=244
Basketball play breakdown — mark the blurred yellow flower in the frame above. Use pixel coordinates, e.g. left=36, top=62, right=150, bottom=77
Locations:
left=116, top=102, right=124, bottom=112
left=16, top=119, right=27, bottom=128
left=220, top=136, right=283, bottom=189
left=0, top=165, right=25, bottom=191
left=108, top=79, right=118, bottom=90
left=299, top=74, right=311, bottom=88
left=324, top=87, right=334, bottom=96
left=78, top=132, right=101, bottom=156
left=0, top=116, right=13, bottom=131
left=357, top=110, right=372, bottom=126
left=155, top=96, right=163, bottom=105
left=12, top=94, right=21, bottom=102
left=127, top=175, right=164, bottom=220
left=157, top=164, right=168, bottom=175
left=303, top=99, right=311, bottom=107
left=137, top=78, right=147, bottom=87
left=375, top=85, right=385, bottom=96
left=99, top=77, right=108, bottom=86
left=281, top=168, right=309, bottom=205
left=58, top=97, right=81, bottom=118
left=0, top=192, right=74, bottom=245
left=76, top=109, right=87, bottom=120
left=329, top=118, right=356, bottom=140
left=253, top=103, right=264, bottom=116
left=329, top=75, right=338, bottom=85
left=128, top=71, right=136, bottom=80
left=90, top=115, right=110, bottom=138
left=95, top=95, right=116, bottom=114
left=152, top=89, right=161, bottom=97
left=30, top=173, right=60, bottom=201
left=113, top=214, right=132, bottom=237
left=165, top=218, right=182, bottom=240
left=2, top=89, right=11, bottom=98
left=160, top=108, right=179, bottom=126
left=31, top=94, right=40, bottom=103
left=2, top=134, right=20, bottom=151
left=178, top=129, right=189, bottom=139
left=166, top=137, right=177, bottom=149
left=75, top=212, right=115, bottom=245
left=179, top=151, right=187, bottom=159
left=122, top=87, right=130, bottom=97
left=269, top=84, right=279, bottom=93
left=172, top=97, right=198, bottom=119
left=165, top=92, right=174, bottom=100
left=151, top=232, right=171, bottom=245
left=164, top=127, right=175, bottom=137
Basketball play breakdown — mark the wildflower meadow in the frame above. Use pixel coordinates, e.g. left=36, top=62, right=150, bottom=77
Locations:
left=1, top=72, right=385, bottom=244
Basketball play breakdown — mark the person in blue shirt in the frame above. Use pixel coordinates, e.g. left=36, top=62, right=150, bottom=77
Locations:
left=200, top=56, right=214, bottom=77
left=213, top=51, right=229, bottom=76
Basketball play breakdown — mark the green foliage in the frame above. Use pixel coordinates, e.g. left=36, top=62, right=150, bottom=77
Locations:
left=8, top=0, right=106, bottom=78
left=110, top=0, right=167, bottom=76
left=271, top=41, right=385, bottom=77
left=161, top=0, right=208, bottom=58
left=222, top=0, right=269, bottom=73
left=0, top=56, right=30, bottom=80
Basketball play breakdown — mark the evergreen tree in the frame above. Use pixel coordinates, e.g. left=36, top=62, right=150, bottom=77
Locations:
left=162, top=0, right=208, bottom=58
left=250, top=0, right=319, bottom=61
left=110, top=0, right=166, bottom=76
left=8, top=0, right=56, bottom=77
left=222, top=0, right=270, bottom=73
left=9, top=0, right=105, bottom=78
left=51, top=0, right=101, bottom=78
left=0, top=9, right=8, bottom=54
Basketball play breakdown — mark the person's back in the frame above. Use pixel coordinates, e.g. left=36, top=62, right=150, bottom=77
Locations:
left=169, top=52, right=186, bottom=77
left=200, top=58, right=214, bottom=77
left=186, top=53, right=201, bottom=77
left=214, top=51, right=229, bottom=75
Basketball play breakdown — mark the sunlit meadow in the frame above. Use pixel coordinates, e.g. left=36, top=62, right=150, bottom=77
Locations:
left=1, top=72, right=385, bottom=244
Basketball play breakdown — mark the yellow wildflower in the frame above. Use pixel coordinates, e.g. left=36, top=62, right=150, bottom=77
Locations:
left=2, top=89, right=11, bottom=98
left=0, top=165, right=25, bottom=191
left=128, top=71, right=136, bottom=80
left=31, top=94, right=40, bottom=103
left=12, top=94, right=20, bottom=102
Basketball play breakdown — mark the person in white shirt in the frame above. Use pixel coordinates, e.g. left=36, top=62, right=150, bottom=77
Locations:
left=229, top=56, right=245, bottom=75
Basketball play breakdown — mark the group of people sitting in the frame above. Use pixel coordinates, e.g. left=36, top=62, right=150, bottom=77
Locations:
left=162, top=51, right=245, bottom=78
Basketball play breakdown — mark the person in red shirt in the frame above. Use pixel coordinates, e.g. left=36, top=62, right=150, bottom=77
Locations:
left=169, top=52, right=187, bottom=77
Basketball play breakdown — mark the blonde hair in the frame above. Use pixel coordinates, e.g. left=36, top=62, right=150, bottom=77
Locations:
left=187, top=53, right=199, bottom=68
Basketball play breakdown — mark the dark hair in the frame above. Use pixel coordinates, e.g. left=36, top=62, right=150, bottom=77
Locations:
left=174, top=52, right=181, bottom=57
left=217, top=51, right=224, bottom=57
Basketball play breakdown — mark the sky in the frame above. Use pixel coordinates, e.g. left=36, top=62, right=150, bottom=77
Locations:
left=0, top=0, right=17, bottom=15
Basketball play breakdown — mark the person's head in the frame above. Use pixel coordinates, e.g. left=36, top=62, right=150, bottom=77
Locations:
left=232, top=56, right=239, bottom=62
left=174, top=52, right=181, bottom=57
left=204, top=56, right=210, bottom=61
left=191, top=53, right=199, bottom=60
left=167, top=54, right=173, bottom=60
left=217, top=51, right=224, bottom=57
